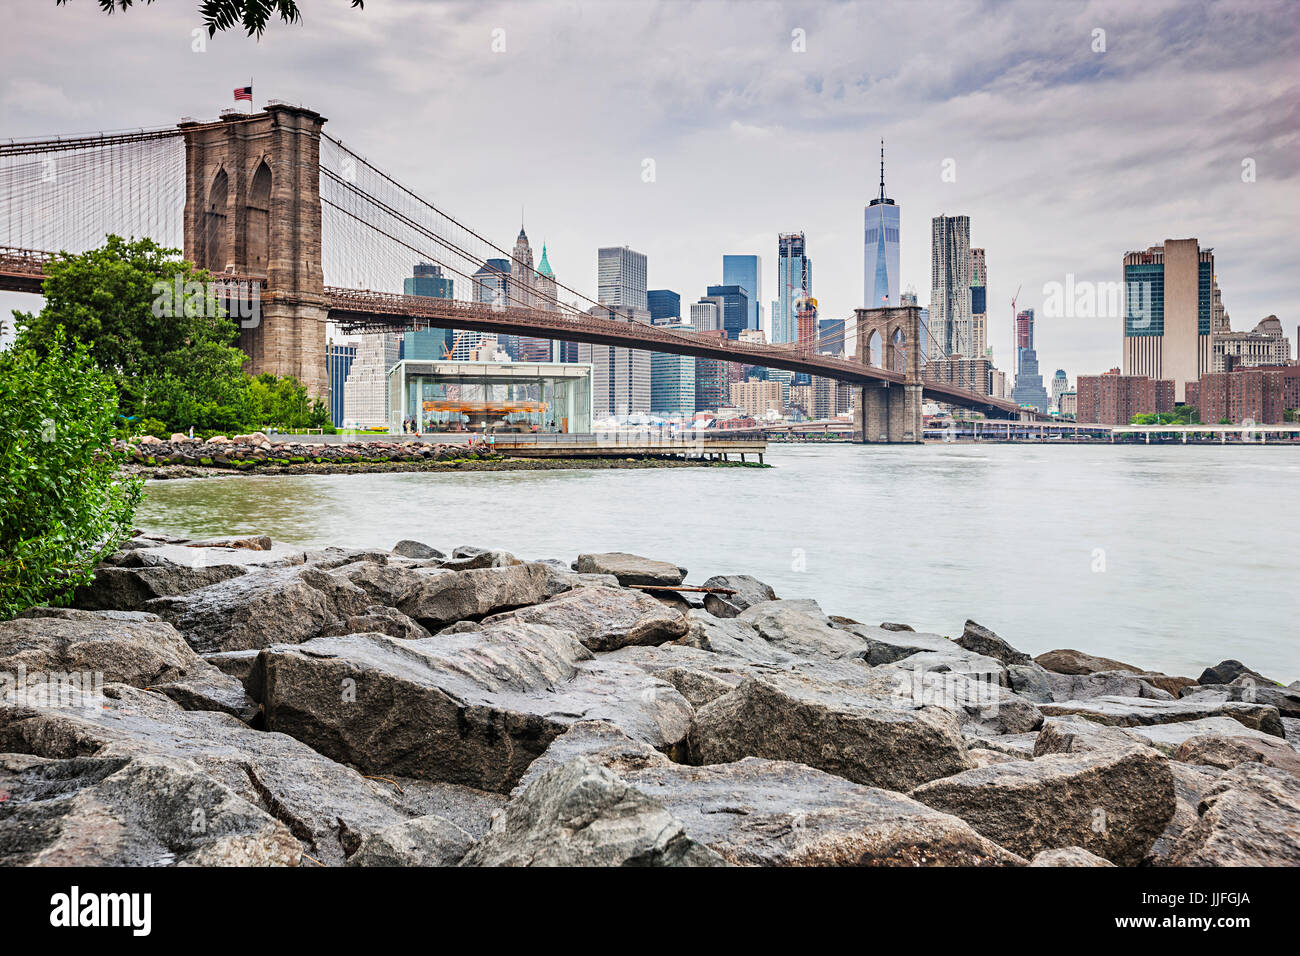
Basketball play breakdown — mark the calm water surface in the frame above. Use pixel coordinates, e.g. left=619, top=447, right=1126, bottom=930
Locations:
left=136, top=444, right=1300, bottom=681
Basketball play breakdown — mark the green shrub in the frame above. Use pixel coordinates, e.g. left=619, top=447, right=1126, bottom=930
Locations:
left=0, top=336, right=142, bottom=618
left=133, top=417, right=170, bottom=438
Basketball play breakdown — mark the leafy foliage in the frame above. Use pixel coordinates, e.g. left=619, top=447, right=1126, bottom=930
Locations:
left=247, top=373, right=332, bottom=431
left=0, top=335, right=142, bottom=619
left=14, top=236, right=330, bottom=436
left=56, top=0, right=364, bottom=37
left=1130, top=405, right=1199, bottom=426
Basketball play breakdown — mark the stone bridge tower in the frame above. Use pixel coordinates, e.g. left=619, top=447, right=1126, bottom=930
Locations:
left=180, top=104, right=329, bottom=397
left=853, top=305, right=923, bottom=443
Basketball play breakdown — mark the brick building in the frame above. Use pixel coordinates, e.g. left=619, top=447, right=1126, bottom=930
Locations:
left=1192, top=365, right=1300, bottom=424
left=1076, top=371, right=1175, bottom=424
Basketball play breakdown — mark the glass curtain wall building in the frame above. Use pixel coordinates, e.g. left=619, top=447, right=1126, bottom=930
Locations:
left=863, top=142, right=899, bottom=309
left=722, top=255, right=761, bottom=330
left=387, top=361, right=593, bottom=435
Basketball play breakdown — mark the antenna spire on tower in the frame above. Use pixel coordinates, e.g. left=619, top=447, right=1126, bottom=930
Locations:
left=879, top=138, right=886, bottom=202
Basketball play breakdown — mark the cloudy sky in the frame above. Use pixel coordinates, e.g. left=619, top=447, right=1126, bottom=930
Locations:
left=4, top=0, right=1298, bottom=375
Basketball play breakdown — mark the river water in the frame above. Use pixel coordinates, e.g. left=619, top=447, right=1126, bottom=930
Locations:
left=135, top=444, right=1300, bottom=682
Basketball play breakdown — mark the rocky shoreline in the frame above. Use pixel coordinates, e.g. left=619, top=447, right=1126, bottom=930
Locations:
left=1, top=532, right=1296, bottom=867
left=119, top=434, right=760, bottom=479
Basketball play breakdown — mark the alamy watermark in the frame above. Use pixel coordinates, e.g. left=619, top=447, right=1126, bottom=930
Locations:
left=152, top=275, right=261, bottom=328
left=1042, top=273, right=1152, bottom=326
left=1, top=665, right=105, bottom=712
left=890, top=664, right=1001, bottom=715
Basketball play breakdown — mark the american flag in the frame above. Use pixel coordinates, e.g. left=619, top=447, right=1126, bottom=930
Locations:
left=234, top=86, right=253, bottom=102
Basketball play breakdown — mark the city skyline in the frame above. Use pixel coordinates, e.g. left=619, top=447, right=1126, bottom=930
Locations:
left=2, top=1, right=1297, bottom=380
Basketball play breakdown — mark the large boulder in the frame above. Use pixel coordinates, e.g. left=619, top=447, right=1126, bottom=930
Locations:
left=4, top=608, right=212, bottom=688
left=1197, top=660, right=1273, bottom=687
left=735, top=600, right=870, bottom=661
left=837, top=624, right=961, bottom=667
left=910, top=748, right=1175, bottom=865
left=396, top=563, right=561, bottom=632
left=1168, top=763, right=1300, bottom=866
left=0, top=753, right=301, bottom=866
left=2, top=608, right=254, bottom=719
left=1034, top=716, right=1153, bottom=756
left=0, top=684, right=424, bottom=865
left=574, top=552, right=686, bottom=587
left=1035, top=648, right=1144, bottom=675
left=1006, top=664, right=1055, bottom=703
left=1183, top=680, right=1300, bottom=719
left=689, top=671, right=972, bottom=791
left=955, top=620, right=1033, bottom=666
left=392, top=539, right=445, bottom=560
left=438, top=549, right=523, bottom=571
left=602, top=644, right=788, bottom=708
left=143, top=565, right=371, bottom=654
left=1173, top=734, right=1300, bottom=777
left=483, top=585, right=687, bottom=652
left=346, top=815, right=474, bottom=867
left=1028, top=847, right=1115, bottom=867
left=510, top=720, right=673, bottom=795
left=460, top=758, right=726, bottom=867
left=511, top=724, right=1021, bottom=866
left=319, top=605, right=432, bottom=641
left=878, top=662, right=1042, bottom=736
left=250, top=622, right=693, bottom=793
left=187, top=535, right=272, bottom=551
left=700, top=574, right=777, bottom=619
left=73, top=562, right=248, bottom=611
left=624, top=757, right=1023, bottom=866
left=1122, top=716, right=1285, bottom=755
left=676, top=611, right=800, bottom=663
left=1039, top=695, right=1285, bottom=738
left=1146, top=762, right=1223, bottom=865
left=336, top=561, right=429, bottom=607
left=1044, top=670, right=1175, bottom=702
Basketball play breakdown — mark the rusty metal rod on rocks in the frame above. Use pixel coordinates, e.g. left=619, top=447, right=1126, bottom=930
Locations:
left=627, top=584, right=738, bottom=595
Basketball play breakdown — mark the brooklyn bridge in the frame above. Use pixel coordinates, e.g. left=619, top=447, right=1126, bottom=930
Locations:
left=0, top=103, right=1039, bottom=442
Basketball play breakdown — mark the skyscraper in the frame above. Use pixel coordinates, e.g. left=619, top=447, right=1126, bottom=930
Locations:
left=722, top=254, right=761, bottom=330
left=1011, top=308, right=1049, bottom=411
left=326, top=340, right=356, bottom=428
left=930, top=215, right=972, bottom=358
left=579, top=305, right=652, bottom=419
left=690, top=297, right=723, bottom=334
left=970, top=247, right=987, bottom=358
left=403, top=263, right=455, bottom=357
left=863, top=141, right=900, bottom=308
left=504, top=227, right=552, bottom=362
left=342, top=333, right=401, bottom=428
left=1050, top=369, right=1069, bottom=412
left=647, top=289, right=681, bottom=324
left=597, top=246, right=648, bottom=310
left=773, top=233, right=812, bottom=344
left=693, top=330, right=729, bottom=412
left=706, top=284, right=752, bottom=341
left=650, top=323, right=696, bottom=417
left=1122, top=239, right=1214, bottom=402
left=509, top=228, right=535, bottom=310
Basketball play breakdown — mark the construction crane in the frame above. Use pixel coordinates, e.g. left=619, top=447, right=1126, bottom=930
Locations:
left=442, top=328, right=471, bottom=359
left=1010, top=284, right=1022, bottom=374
